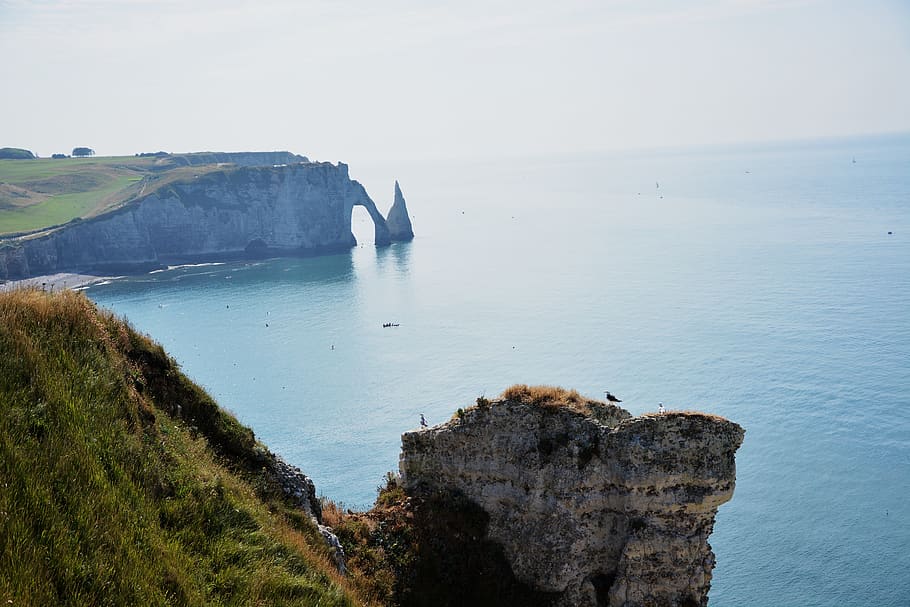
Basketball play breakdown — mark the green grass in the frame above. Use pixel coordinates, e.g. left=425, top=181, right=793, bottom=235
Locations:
left=0, top=156, right=239, bottom=236
left=0, top=175, right=140, bottom=234
left=0, top=156, right=153, bottom=184
left=0, top=289, right=369, bottom=607
left=0, top=157, right=158, bottom=235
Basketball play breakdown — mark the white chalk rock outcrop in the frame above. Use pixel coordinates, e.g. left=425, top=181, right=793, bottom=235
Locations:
left=399, top=388, right=744, bottom=607
left=386, top=180, right=414, bottom=241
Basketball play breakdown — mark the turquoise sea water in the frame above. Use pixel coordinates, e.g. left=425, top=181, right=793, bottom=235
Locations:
left=87, top=134, right=910, bottom=606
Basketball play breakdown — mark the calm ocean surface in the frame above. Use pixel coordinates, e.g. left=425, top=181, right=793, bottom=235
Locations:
left=87, top=134, right=910, bottom=606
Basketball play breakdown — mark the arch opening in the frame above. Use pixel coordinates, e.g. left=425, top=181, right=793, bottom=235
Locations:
left=350, top=198, right=391, bottom=246
left=351, top=205, right=375, bottom=245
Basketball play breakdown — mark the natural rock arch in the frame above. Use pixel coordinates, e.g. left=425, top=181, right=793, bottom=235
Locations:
left=350, top=196, right=391, bottom=246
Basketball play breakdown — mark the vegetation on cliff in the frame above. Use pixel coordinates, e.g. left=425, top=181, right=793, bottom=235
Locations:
left=0, top=156, right=155, bottom=235
left=0, top=148, right=36, bottom=160
left=0, top=153, right=285, bottom=236
left=0, top=289, right=365, bottom=606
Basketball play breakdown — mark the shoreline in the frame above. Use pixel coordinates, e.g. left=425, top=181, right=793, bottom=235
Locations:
left=0, top=272, right=115, bottom=293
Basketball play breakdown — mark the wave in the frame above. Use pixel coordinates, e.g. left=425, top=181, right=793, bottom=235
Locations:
left=149, top=262, right=227, bottom=274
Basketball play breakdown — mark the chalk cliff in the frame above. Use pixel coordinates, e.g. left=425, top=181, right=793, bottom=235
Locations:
left=398, top=386, right=744, bottom=607
left=0, top=156, right=411, bottom=280
left=386, top=180, right=414, bottom=241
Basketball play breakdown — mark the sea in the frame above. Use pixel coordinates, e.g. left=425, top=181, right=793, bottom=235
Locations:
left=86, top=133, right=910, bottom=606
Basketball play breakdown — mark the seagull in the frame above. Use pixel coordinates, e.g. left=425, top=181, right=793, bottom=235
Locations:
left=604, top=390, right=622, bottom=403
left=420, top=414, right=428, bottom=428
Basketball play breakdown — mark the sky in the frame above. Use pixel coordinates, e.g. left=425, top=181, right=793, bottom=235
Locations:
left=1, top=0, right=909, bottom=167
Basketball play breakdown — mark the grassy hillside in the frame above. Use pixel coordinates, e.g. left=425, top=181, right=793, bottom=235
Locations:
left=0, top=157, right=154, bottom=235
left=0, top=156, right=230, bottom=236
left=0, top=289, right=368, bottom=606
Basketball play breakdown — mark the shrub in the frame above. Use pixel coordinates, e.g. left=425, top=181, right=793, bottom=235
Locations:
left=0, top=147, right=36, bottom=159
left=502, top=384, right=586, bottom=410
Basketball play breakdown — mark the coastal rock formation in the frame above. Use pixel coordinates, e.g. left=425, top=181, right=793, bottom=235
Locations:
left=0, top=156, right=411, bottom=280
left=386, top=180, right=415, bottom=241
left=399, top=387, right=744, bottom=607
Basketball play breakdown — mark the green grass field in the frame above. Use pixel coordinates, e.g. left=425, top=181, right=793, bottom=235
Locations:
left=0, top=157, right=157, bottom=236
left=0, top=156, right=155, bottom=235
left=0, top=156, right=154, bottom=183
left=0, top=175, right=140, bottom=234
left=0, top=156, right=235, bottom=236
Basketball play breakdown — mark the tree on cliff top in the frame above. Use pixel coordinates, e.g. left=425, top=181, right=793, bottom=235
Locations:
left=0, top=147, right=36, bottom=159
left=72, top=147, right=95, bottom=157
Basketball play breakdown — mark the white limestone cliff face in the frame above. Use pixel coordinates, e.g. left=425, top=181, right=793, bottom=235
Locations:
left=386, top=180, right=414, bottom=241
left=0, top=160, right=399, bottom=279
left=399, top=390, right=744, bottom=607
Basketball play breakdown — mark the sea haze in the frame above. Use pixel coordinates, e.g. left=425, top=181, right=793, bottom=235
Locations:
left=88, top=133, right=910, bottom=606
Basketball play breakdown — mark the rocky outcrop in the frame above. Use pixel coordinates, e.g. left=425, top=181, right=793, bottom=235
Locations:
left=386, top=180, right=414, bottom=241
left=0, top=160, right=409, bottom=280
left=270, top=455, right=348, bottom=574
left=399, top=387, right=744, bottom=607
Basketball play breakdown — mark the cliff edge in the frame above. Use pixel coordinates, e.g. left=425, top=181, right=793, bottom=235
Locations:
left=398, top=386, right=744, bottom=607
left=0, top=154, right=414, bottom=280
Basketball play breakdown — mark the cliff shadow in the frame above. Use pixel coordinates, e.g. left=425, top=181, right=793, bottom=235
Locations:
left=397, top=485, right=560, bottom=607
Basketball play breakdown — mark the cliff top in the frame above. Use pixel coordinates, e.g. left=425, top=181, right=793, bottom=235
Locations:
left=0, top=151, right=311, bottom=238
left=499, top=383, right=624, bottom=417
left=453, top=384, right=736, bottom=429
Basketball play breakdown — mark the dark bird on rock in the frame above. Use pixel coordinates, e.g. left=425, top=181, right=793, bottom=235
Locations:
left=604, top=390, right=622, bottom=403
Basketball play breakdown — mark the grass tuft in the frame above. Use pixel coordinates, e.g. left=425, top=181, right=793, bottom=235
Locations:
left=501, top=384, right=596, bottom=415
left=499, top=384, right=631, bottom=426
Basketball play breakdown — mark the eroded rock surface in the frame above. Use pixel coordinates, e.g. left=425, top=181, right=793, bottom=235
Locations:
left=399, top=390, right=744, bottom=607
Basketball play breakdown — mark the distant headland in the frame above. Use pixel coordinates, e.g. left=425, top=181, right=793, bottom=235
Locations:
left=0, top=151, right=413, bottom=280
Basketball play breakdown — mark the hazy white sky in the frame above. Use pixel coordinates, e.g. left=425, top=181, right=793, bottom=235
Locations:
left=1, top=0, right=909, bottom=166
